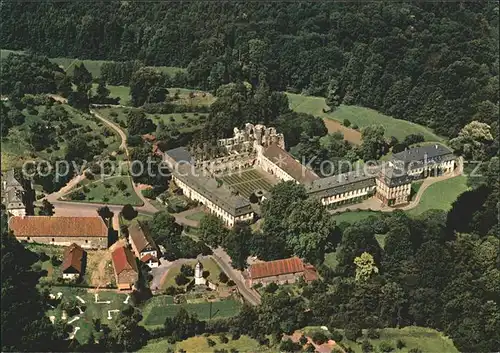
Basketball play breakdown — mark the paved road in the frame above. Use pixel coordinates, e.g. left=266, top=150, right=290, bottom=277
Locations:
left=212, top=247, right=261, bottom=306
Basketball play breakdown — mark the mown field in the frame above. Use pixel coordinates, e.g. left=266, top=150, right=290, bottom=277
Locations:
left=141, top=295, right=241, bottom=327
left=160, top=258, right=224, bottom=290
left=139, top=334, right=272, bottom=353
left=286, top=93, right=444, bottom=143
left=221, top=169, right=275, bottom=198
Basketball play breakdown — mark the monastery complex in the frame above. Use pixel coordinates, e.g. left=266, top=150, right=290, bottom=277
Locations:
left=165, top=123, right=457, bottom=227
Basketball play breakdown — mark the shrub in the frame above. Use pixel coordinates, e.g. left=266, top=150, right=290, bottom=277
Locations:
left=396, top=339, right=406, bottom=349
left=141, top=188, right=155, bottom=199
left=280, top=339, right=301, bottom=352
left=352, top=124, right=359, bottom=130
left=264, top=282, right=278, bottom=293
left=109, top=111, right=118, bottom=117
left=311, top=331, right=328, bottom=345
left=330, top=329, right=343, bottom=342
left=344, top=324, right=362, bottom=341
left=218, top=272, right=228, bottom=283
left=175, top=273, right=189, bottom=286
left=379, top=341, right=395, bottom=353
left=206, top=338, right=216, bottom=347
left=366, top=328, right=380, bottom=339
left=180, top=264, right=194, bottom=277
left=408, top=348, right=423, bottom=353
left=227, top=280, right=235, bottom=287
left=361, top=340, right=373, bottom=353
left=219, top=334, right=229, bottom=344
left=121, top=204, right=138, bottom=220
left=343, top=119, right=351, bottom=127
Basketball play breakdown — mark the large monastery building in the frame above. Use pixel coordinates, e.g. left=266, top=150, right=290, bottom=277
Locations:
left=164, top=123, right=457, bottom=227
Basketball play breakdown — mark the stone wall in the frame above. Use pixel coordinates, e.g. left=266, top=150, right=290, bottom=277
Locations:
left=17, top=236, right=107, bottom=249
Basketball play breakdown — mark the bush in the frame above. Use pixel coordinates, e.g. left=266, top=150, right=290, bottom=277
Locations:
left=396, top=339, right=406, bottom=349
left=207, top=338, right=216, bottom=347
left=280, top=339, right=301, bottom=352
left=311, top=331, right=328, bottom=345
left=299, top=335, right=308, bottom=345
left=218, top=272, right=228, bottom=283
left=379, top=341, right=395, bottom=353
left=219, top=334, right=229, bottom=344
left=366, top=328, right=380, bottom=339
left=344, top=324, right=362, bottom=341
left=180, top=264, right=194, bottom=277
left=264, top=282, right=278, bottom=293
left=330, top=329, right=343, bottom=342
left=361, top=340, right=373, bottom=353
left=39, top=252, right=50, bottom=262
left=351, top=124, right=359, bottom=130
left=122, top=204, right=138, bottom=220
left=343, top=119, right=351, bottom=127
left=141, top=188, right=155, bottom=199
left=175, top=273, right=189, bottom=286
left=227, top=280, right=235, bottom=287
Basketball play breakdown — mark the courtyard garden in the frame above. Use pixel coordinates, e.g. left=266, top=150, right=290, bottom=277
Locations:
left=221, top=168, right=275, bottom=198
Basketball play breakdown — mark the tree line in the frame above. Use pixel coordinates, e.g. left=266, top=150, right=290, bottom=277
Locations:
left=1, top=2, right=498, bottom=136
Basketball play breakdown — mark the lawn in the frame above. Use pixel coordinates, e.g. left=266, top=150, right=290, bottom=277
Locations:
left=91, top=83, right=131, bottom=105
left=139, top=334, right=272, bottom=353
left=410, top=180, right=424, bottom=201
left=332, top=210, right=382, bottom=224
left=161, top=258, right=223, bottom=290
left=286, top=93, right=444, bottom=142
left=1, top=103, right=120, bottom=170
left=141, top=297, right=241, bottom=327
left=64, top=176, right=143, bottom=206
left=27, top=243, right=64, bottom=283
left=406, top=176, right=468, bottom=217
left=185, top=211, right=207, bottom=222
left=168, top=87, right=216, bottom=106
left=345, top=326, right=458, bottom=353
left=45, top=286, right=129, bottom=344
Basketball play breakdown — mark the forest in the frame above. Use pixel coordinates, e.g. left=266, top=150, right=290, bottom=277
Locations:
left=1, top=1, right=498, bottom=136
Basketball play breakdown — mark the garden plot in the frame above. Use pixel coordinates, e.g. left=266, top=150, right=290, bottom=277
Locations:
left=221, top=169, right=275, bottom=198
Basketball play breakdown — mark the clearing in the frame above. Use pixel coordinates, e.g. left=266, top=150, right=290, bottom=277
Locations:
left=160, top=258, right=224, bottom=290
left=286, top=93, right=444, bottom=143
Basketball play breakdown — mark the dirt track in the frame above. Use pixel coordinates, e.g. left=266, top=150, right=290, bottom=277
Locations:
left=323, top=118, right=362, bottom=145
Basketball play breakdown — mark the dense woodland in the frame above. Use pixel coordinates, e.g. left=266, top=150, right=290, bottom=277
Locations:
left=1, top=1, right=498, bottom=136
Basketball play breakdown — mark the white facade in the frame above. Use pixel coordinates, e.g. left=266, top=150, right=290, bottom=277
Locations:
left=172, top=175, right=254, bottom=227
left=62, top=272, right=80, bottom=280
left=194, top=261, right=206, bottom=285
left=320, top=185, right=377, bottom=206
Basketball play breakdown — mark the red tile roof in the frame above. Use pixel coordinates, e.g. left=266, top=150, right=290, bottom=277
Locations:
left=9, top=216, right=108, bottom=238
left=61, top=243, right=86, bottom=274
left=248, top=257, right=306, bottom=279
left=111, top=246, right=138, bottom=276
left=263, top=144, right=319, bottom=183
left=140, top=254, right=158, bottom=263
left=304, top=264, right=319, bottom=282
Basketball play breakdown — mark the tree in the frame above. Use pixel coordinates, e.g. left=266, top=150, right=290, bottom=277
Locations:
left=354, top=252, right=379, bottom=281
left=360, top=125, right=388, bottom=161
left=94, top=78, right=111, bottom=102
left=127, top=109, right=156, bottom=136
left=199, top=214, right=228, bottom=247
left=218, top=272, right=229, bottom=283
left=97, top=206, right=114, bottom=225
left=180, top=264, right=194, bottom=277
left=149, top=211, right=182, bottom=245
left=121, top=204, right=138, bottom=221
left=164, top=308, right=204, bottom=342
left=111, top=305, right=149, bottom=351
left=326, top=78, right=341, bottom=110
left=129, top=67, right=167, bottom=106
left=38, top=199, right=54, bottom=216
left=223, top=223, right=251, bottom=270
left=450, top=121, right=494, bottom=160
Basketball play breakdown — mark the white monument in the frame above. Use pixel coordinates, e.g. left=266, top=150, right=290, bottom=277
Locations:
left=194, top=260, right=206, bottom=286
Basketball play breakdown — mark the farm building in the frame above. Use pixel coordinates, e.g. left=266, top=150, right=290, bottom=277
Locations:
left=111, top=246, right=139, bottom=291
left=61, top=243, right=86, bottom=280
left=246, top=257, right=318, bottom=286
left=8, top=216, right=108, bottom=249
left=128, top=221, right=159, bottom=268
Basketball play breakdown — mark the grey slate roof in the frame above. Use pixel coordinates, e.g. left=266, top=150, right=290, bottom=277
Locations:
left=164, top=147, right=193, bottom=163
left=1, top=170, right=25, bottom=210
left=305, top=167, right=379, bottom=198
left=392, top=144, right=453, bottom=169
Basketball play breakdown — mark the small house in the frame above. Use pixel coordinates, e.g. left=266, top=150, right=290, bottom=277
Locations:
left=61, top=243, right=86, bottom=280
left=128, top=222, right=159, bottom=268
left=111, top=246, right=139, bottom=291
